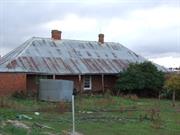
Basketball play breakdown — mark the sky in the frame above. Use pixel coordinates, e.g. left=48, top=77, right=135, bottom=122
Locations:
left=0, top=0, right=180, bottom=68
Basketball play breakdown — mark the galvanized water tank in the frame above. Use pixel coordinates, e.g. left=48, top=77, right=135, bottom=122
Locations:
left=39, top=79, right=73, bottom=102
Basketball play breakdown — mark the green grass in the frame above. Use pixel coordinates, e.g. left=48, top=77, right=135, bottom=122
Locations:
left=0, top=96, right=180, bottom=135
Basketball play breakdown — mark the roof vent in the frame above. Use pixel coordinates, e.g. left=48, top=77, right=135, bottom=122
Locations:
left=51, top=30, right=62, bottom=40
left=98, top=33, right=104, bottom=44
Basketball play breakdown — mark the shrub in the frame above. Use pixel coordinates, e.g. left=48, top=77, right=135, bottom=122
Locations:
left=115, top=62, right=165, bottom=97
left=164, top=74, right=180, bottom=106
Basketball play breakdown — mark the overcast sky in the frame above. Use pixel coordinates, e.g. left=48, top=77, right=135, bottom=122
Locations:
left=0, top=0, right=180, bottom=68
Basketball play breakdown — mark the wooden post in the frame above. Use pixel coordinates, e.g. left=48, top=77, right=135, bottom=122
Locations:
left=102, top=74, right=104, bottom=93
left=78, top=75, right=82, bottom=93
left=53, top=74, right=56, bottom=80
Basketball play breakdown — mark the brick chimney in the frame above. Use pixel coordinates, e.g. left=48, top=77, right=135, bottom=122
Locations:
left=51, top=30, right=62, bottom=40
left=98, top=33, right=104, bottom=44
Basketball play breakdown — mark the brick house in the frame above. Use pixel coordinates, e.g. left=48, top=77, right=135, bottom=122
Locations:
left=0, top=30, right=166, bottom=96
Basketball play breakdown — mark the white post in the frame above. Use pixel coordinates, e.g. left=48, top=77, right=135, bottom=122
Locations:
left=72, top=95, right=75, bottom=134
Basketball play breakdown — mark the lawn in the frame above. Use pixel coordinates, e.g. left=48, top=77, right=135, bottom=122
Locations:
left=0, top=95, right=180, bottom=135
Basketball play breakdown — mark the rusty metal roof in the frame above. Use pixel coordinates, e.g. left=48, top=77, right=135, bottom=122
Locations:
left=0, top=37, right=166, bottom=74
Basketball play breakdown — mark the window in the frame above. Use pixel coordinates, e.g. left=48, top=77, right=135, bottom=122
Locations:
left=84, top=76, right=92, bottom=90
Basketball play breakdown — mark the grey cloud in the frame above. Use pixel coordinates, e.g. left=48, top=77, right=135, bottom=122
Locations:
left=121, top=24, right=180, bottom=58
left=0, top=0, right=179, bottom=58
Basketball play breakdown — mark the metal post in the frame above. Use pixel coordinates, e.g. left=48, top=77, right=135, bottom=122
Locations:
left=72, top=95, right=75, bottom=134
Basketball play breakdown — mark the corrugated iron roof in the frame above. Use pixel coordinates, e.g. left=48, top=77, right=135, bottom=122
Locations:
left=0, top=37, right=166, bottom=74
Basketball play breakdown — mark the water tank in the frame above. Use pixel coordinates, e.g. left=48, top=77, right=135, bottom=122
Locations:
left=39, top=79, right=73, bottom=102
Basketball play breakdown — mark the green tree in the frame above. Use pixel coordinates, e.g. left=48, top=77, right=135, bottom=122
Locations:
left=164, top=74, right=180, bottom=106
left=116, top=62, right=165, bottom=97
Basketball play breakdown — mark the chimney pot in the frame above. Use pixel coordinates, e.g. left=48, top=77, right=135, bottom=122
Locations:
left=98, top=33, right=104, bottom=44
left=51, top=30, right=62, bottom=40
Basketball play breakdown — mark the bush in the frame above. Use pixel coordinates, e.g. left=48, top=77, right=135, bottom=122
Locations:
left=115, top=62, right=165, bottom=97
left=164, top=74, right=180, bottom=104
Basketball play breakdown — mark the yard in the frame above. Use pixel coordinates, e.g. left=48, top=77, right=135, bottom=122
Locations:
left=0, top=95, right=180, bottom=135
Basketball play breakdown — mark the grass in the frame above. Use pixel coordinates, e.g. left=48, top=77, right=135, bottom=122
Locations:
left=0, top=95, right=180, bottom=135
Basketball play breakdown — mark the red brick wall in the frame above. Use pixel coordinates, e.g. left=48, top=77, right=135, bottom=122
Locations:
left=104, top=75, right=118, bottom=91
left=0, top=73, right=26, bottom=96
left=0, top=73, right=118, bottom=96
left=56, top=75, right=117, bottom=92
left=91, top=75, right=117, bottom=92
left=91, top=75, right=103, bottom=91
left=26, top=74, right=118, bottom=94
left=56, top=75, right=81, bottom=91
left=26, top=75, right=38, bottom=94
left=26, top=74, right=53, bottom=94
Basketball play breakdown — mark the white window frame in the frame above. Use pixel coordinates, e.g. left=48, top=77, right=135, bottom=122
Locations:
left=84, top=76, right=92, bottom=90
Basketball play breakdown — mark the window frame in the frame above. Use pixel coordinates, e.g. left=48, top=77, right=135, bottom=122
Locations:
left=83, top=76, right=92, bottom=90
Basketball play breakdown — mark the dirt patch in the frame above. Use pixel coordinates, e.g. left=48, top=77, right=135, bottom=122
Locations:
left=62, top=130, right=84, bottom=135
left=6, top=120, right=30, bottom=130
left=0, top=121, right=6, bottom=128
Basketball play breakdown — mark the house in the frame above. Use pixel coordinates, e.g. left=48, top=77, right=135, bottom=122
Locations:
left=0, top=30, right=166, bottom=96
left=168, top=67, right=180, bottom=74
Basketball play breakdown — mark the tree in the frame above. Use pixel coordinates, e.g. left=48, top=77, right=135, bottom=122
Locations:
left=164, top=74, right=180, bottom=106
left=116, top=61, right=165, bottom=97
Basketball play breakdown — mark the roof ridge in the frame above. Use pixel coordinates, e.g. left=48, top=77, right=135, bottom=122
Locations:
left=31, top=37, right=120, bottom=44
